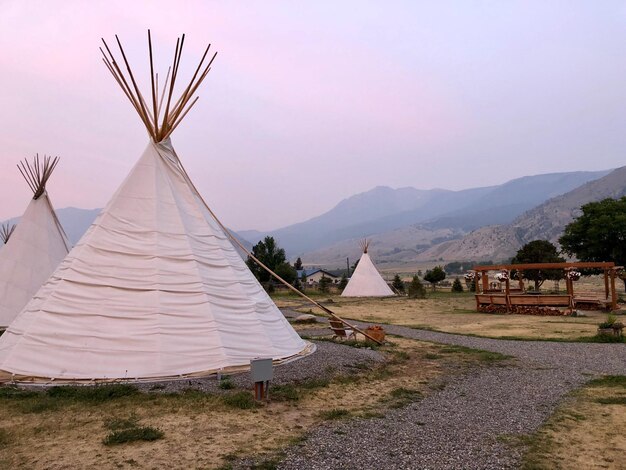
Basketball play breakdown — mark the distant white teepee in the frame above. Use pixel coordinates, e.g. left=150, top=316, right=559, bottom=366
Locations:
left=0, top=32, right=311, bottom=383
left=0, top=156, right=69, bottom=328
left=341, top=239, right=395, bottom=297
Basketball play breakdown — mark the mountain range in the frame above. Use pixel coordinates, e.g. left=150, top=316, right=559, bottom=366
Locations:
left=2, top=167, right=623, bottom=268
left=240, top=169, right=613, bottom=264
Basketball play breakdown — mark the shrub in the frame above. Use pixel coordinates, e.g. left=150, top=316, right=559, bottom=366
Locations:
left=392, top=274, right=405, bottom=293
left=451, top=278, right=464, bottom=293
left=408, top=275, right=426, bottom=299
left=219, top=377, right=235, bottom=390
left=599, top=314, right=618, bottom=329
left=222, top=391, right=258, bottom=409
left=103, top=426, right=164, bottom=445
left=318, top=276, right=332, bottom=293
left=104, top=414, right=140, bottom=431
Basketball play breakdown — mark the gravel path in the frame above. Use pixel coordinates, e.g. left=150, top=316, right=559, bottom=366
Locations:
left=134, top=340, right=384, bottom=394
left=278, top=309, right=626, bottom=469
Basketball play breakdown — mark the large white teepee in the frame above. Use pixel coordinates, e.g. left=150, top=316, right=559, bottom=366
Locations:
left=0, top=32, right=311, bottom=383
left=0, top=156, right=69, bottom=329
left=341, top=240, right=394, bottom=297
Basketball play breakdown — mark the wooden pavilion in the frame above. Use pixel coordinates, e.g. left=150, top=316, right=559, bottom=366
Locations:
left=471, top=262, right=621, bottom=314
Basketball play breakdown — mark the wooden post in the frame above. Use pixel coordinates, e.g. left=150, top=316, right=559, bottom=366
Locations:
left=505, top=276, right=511, bottom=313
left=604, top=269, right=610, bottom=300
left=562, top=276, right=572, bottom=311
left=482, top=271, right=489, bottom=293
left=610, top=269, right=617, bottom=311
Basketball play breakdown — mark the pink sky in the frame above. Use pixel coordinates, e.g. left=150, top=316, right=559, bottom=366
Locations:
left=1, top=1, right=626, bottom=230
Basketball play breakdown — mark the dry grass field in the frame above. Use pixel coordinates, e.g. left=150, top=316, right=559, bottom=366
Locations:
left=0, top=338, right=504, bottom=469
left=274, top=288, right=621, bottom=341
left=521, top=376, right=626, bottom=469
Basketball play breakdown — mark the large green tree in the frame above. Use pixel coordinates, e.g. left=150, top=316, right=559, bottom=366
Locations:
left=511, top=240, right=564, bottom=290
left=559, top=197, right=626, bottom=291
left=246, top=236, right=288, bottom=284
left=424, top=266, right=446, bottom=291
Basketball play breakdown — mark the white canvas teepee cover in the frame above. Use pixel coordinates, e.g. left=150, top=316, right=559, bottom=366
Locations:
left=342, top=249, right=394, bottom=297
left=0, top=140, right=310, bottom=381
left=0, top=187, right=69, bottom=328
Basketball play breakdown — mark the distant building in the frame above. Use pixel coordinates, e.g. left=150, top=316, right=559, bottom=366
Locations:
left=297, top=269, right=340, bottom=285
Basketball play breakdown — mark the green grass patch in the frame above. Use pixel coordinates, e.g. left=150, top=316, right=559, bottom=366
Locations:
left=390, top=387, right=421, bottom=399
left=271, top=376, right=337, bottom=401
left=310, top=337, right=380, bottom=350
left=582, top=334, right=626, bottom=343
left=390, top=350, right=410, bottom=361
left=386, top=387, right=422, bottom=408
left=249, top=457, right=281, bottom=470
left=595, top=397, right=626, bottom=405
left=424, top=353, right=443, bottom=360
left=270, top=384, right=300, bottom=402
left=104, top=414, right=140, bottom=431
left=17, top=400, right=59, bottom=414
left=300, top=378, right=331, bottom=389
left=219, top=377, right=236, bottom=390
left=222, top=391, right=258, bottom=410
left=318, top=408, right=350, bottom=420
left=103, top=426, right=164, bottom=445
left=0, top=429, right=12, bottom=448
left=438, top=345, right=512, bottom=362
left=587, top=375, right=626, bottom=388
left=46, top=384, right=138, bottom=402
left=0, top=387, right=38, bottom=399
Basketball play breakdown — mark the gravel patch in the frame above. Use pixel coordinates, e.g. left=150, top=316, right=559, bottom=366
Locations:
left=276, top=309, right=626, bottom=469
left=280, top=363, right=586, bottom=470
left=369, top=323, right=626, bottom=376
left=135, top=340, right=384, bottom=394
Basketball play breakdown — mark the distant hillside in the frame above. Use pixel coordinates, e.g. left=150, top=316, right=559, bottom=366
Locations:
left=286, top=170, right=610, bottom=265
left=242, top=169, right=610, bottom=257
left=421, top=165, right=626, bottom=262
left=1, top=168, right=614, bottom=264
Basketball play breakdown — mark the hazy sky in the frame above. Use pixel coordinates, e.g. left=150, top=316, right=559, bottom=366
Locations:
left=1, top=1, right=625, bottom=231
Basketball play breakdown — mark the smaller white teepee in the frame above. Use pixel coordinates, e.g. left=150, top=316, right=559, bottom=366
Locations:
left=341, top=240, right=395, bottom=297
left=0, top=156, right=69, bottom=328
